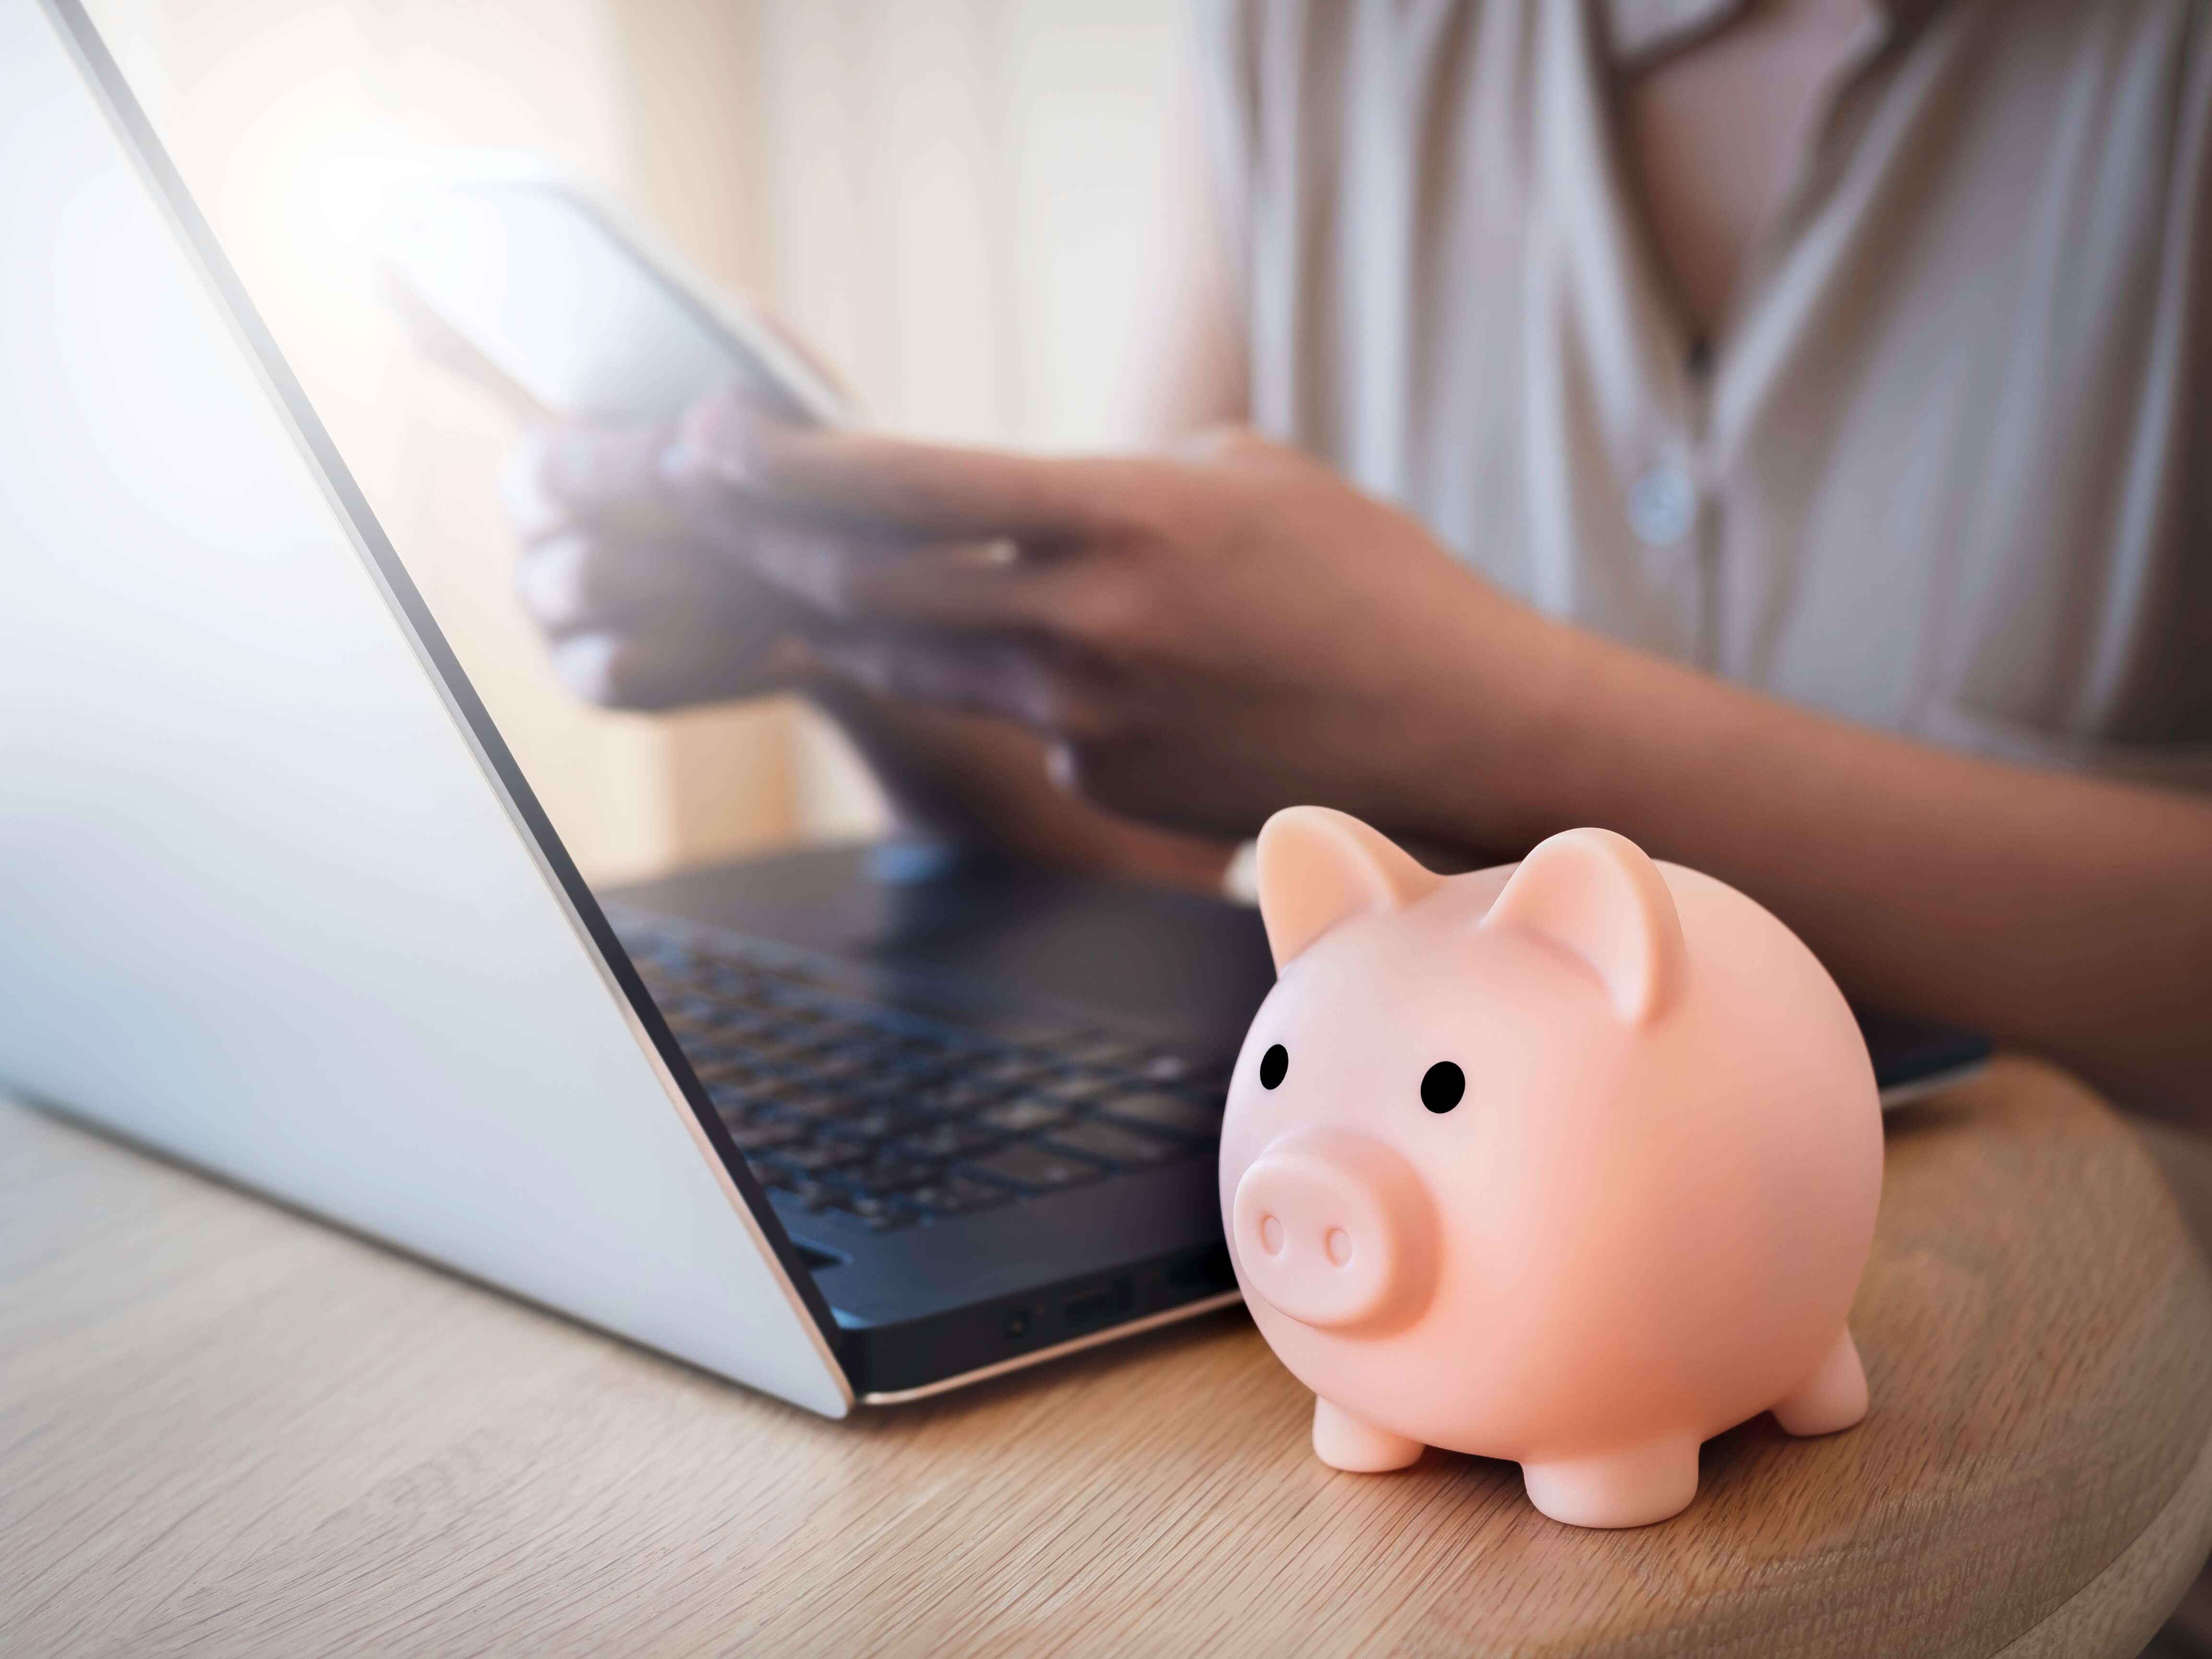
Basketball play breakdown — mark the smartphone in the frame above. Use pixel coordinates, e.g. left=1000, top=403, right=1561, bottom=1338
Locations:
left=377, top=155, right=851, bottom=427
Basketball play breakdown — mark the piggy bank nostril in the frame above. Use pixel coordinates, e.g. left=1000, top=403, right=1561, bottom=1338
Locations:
left=1325, top=1227, right=1352, bottom=1266
left=1261, top=1214, right=1285, bottom=1256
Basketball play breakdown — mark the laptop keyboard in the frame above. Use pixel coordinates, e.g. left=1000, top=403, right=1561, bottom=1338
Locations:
left=619, top=923, right=1234, bottom=1234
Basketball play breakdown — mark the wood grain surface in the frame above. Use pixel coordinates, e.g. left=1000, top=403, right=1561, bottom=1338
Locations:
left=1994, top=1426, right=2212, bottom=1659
left=4, top=1057, right=2210, bottom=1657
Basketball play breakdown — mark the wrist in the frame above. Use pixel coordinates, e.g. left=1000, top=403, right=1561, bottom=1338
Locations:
left=1491, top=618, right=1777, bottom=858
left=1486, top=609, right=1593, bottom=845
left=1385, top=591, right=1593, bottom=855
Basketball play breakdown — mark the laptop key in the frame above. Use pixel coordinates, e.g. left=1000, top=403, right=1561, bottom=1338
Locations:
left=691, top=1057, right=762, bottom=1087
left=705, top=1082, right=765, bottom=1117
left=828, top=1196, right=917, bottom=1232
left=906, top=1176, right=1016, bottom=1216
left=1042, top=1118, right=1189, bottom=1168
left=909, top=1079, right=1009, bottom=1117
left=897, top=1121, right=1001, bottom=1160
left=761, top=1172, right=838, bottom=1210
left=762, top=1140, right=868, bottom=1175
left=725, top=1121, right=806, bottom=1154
left=757, top=1088, right=867, bottom=1123
left=839, top=1157, right=941, bottom=1194
left=963, top=1142, right=1106, bottom=1191
left=968, top=1052, right=1056, bottom=1090
left=883, top=1055, right=956, bottom=1088
left=1098, top=1091, right=1224, bottom=1142
left=1034, top=1070, right=1121, bottom=1106
left=1049, top=1033, right=1147, bottom=1070
left=977, top=1097, right=1070, bottom=1135
left=793, top=1051, right=869, bottom=1083
left=821, top=1106, right=922, bottom=1143
left=1135, top=1049, right=1233, bottom=1089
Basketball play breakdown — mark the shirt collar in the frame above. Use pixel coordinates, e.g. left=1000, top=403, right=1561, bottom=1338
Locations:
left=1603, top=0, right=1943, bottom=70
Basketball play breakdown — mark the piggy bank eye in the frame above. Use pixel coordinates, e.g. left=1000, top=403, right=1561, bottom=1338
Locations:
left=1420, top=1061, right=1465, bottom=1114
left=1259, top=1044, right=1289, bottom=1089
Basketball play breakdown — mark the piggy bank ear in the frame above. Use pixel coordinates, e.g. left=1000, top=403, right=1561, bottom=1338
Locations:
left=1481, top=828, right=1687, bottom=1024
left=1255, top=806, right=1443, bottom=969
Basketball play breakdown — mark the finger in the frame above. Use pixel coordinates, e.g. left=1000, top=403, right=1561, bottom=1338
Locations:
left=749, top=528, right=1058, bottom=630
left=516, top=532, right=744, bottom=638
left=684, top=394, right=1137, bottom=541
left=507, top=424, right=781, bottom=563
left=549, top=627, right=812, bottom=711
left=508, top=421, right=693, bottom=541
left=812, top=630, right=1108, bottom=737
left=811, top=631, right=1035, bottom=726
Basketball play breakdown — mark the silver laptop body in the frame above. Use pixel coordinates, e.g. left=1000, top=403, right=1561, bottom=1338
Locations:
left=0, top=0, right=853, bottom=1416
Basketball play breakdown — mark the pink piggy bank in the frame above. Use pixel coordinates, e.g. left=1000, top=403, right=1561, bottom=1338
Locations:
left=1220, top=807, right=1882, bottom=1528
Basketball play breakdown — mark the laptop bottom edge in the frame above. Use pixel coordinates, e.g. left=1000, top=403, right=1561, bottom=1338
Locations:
left=859, top=1288, right=1246, bottom=1405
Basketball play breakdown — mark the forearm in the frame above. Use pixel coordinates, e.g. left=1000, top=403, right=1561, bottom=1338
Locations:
left=807, top=679, right=1236, bottom=893
left=1464, top=624, right=2212, bottom=1125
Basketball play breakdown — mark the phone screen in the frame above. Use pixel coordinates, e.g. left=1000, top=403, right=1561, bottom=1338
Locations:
left=381, top=180, right=826, bottom=423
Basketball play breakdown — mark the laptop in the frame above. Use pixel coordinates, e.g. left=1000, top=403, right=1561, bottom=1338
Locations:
left=0, top=0, right=1990, bottom=1415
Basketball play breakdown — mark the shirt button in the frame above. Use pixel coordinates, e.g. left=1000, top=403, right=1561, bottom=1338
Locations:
left=1627, top=465, right=1697, bottom=547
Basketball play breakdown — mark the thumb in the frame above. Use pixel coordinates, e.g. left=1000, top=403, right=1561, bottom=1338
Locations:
left=682, top=393, right=1127, bottom=541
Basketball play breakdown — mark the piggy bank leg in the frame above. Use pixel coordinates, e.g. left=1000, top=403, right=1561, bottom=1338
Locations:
left=1520, top=1439, right=1700, bottom=1528
left=1311, top=1397, right=1424, bottom=1472
left=1772, top=1326, right=1869, bottom=1437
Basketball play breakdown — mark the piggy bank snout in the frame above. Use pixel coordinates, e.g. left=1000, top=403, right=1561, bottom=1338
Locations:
left=1231, top=1127, right=1438, bottom=1332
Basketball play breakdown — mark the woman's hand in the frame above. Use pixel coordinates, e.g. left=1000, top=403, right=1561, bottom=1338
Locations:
left=683, top=405, right=1569, bottom=842
left=496, top=409, right=1246, bottom=889
left=504, top=419, right=818, bottom=710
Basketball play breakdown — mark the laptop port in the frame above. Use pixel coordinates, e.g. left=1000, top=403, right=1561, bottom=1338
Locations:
left=1063, top=1279, right=1134, bottom=1326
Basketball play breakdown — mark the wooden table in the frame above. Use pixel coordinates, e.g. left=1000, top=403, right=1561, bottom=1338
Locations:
left=5, top=1058, right=2211, bottom=1657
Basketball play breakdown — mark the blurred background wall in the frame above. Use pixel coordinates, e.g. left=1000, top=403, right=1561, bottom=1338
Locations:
left=85, top=0, right=1190, bottom=882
